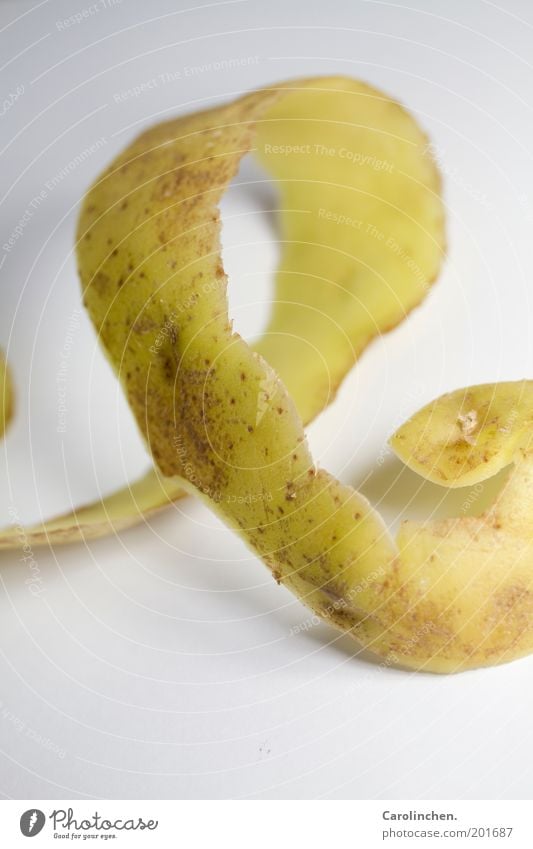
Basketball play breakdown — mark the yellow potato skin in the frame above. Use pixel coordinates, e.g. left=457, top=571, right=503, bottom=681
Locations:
left=78, top=76, right=444, bottom=438
left=3, top=77, right=531, bottom=673
left=77, top=76, right=452, bottom=671
left=0, top=80, right=446, bottom=564
left=0, top=350, right=183, bottom=547
left=0, top=352, right=14, bottom=438
left=391, top=380, right=533, bottom=487
left=251, top=80, right=444, bottom=419
left=0, top=468, right=185, bottom=549
left=389, top=382, right=533, bottom=672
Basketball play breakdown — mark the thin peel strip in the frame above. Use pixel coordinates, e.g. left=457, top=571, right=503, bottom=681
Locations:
left=0, top=347, right=186, bottom=546
left=0, top=468, right=184, bottom=550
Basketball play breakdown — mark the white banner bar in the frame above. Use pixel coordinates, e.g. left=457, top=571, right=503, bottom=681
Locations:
left=0, top=800, right=531, bottom=847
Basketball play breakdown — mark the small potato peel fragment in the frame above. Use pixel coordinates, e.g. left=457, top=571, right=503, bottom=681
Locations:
left=0, top=351, right=14, bottom=439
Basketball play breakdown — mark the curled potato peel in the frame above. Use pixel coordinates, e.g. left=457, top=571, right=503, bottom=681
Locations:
left=2, top=76, right=441, bottom=550
left=78, top=75, right=448, bottom=670
left=3, top=76, right=528, bottom=673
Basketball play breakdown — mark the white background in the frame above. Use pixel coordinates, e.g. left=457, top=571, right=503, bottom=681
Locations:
left=0, top=0, right=533, bottom=800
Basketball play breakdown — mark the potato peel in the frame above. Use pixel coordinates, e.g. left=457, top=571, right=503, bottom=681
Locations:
left=5, top=77, right=526, bottom=674
left=390, top=381, right=533, bottom=671
left=0, top=468, right=185, bottom=550
left=391, top=381, right=533, bottom=488
left=0, top=351, right=14, bottom=438
left=0, top=349, right=184, bottom=546
left=76, top=75, right=457, bottom=672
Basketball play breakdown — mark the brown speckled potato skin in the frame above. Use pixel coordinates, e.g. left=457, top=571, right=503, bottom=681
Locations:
left=88, top=75, right=533, bottom=676
left=5, top=79, right=532, bottom=673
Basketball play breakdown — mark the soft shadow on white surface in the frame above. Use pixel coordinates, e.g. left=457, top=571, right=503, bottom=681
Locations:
left=357, top=455, right=510, bottom=530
